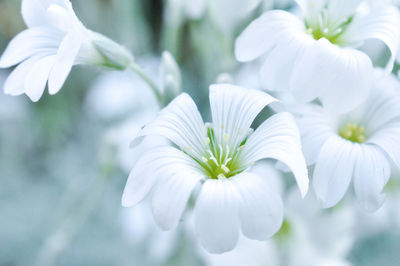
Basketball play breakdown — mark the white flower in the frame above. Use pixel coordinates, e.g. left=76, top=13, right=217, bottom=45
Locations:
left=166, top=0, right=262, bottom=34
left=235, top=0, right=400, bottom=113
left=85, top=56, right=162, bottom=121
left=122, top=84, right=309, bottom=253
left=203, top=236, right=278, bottom=266
left=120, top=201, right=180, bottom=264
left=0, top=0, right=132, bottom=102
left=282, top=188, right=355, bottom=266
left=207, top=0, right=262, bottom=34
left=294, top=70, right=400, bottom=211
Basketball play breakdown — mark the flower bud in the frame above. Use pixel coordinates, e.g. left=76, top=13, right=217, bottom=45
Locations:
left=160, top=51, right=181, bottom=105
left=90, top=32, right=134, bottom=70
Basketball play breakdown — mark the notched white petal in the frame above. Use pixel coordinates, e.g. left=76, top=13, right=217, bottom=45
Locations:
left=241, top=112, right=309, bottom=197
left=209, top=84, right=276, bottom=149
left=137, top=93, right=207, bottom=158
left=121, top=146, right=203, bottom=207
left=25, top=55, right=56, bottom=102
left=291, top=38, right=373, bottom=113
left=235, top=10, right=306, bottom=62
left=0, top=28, right=60, bottom=68
left=48, top=33, right=81, bottom=95
left=4, top=57, right=40, bottom=96
left=353, top=145, right=390, bottom=211
left=341, top=6, right=400, bottom=72
left=233, top=172, right=283, bottom=240
left=313, top=136, right=358, bottom=208
left=151, top=166, right=202, bottom=231
left=194, top=179, right=240, bottom=254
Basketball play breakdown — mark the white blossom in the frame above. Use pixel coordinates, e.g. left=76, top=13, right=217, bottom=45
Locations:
left=294, top=70, right=400, bottom=211
left=282, top=188, right=355, bottom=266
left=0, top=0, right=132, bottom=102
left=122, top=84, right=308, bottom=253
left=235, top=0, right=400, bottom=113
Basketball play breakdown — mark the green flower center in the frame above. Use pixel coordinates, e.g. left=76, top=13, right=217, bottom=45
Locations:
left=275, top=219, right=292, bottom=241
left=196, top=126, right=247, bottom=180
left=339, top=123, right=367, bottom=143
left=305, top=9, right=353, bottom=45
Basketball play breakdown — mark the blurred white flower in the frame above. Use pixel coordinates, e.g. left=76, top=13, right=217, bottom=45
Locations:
left=294, top=70, right=400, bottom=211
left=353, top=168, right=400, bottom=236
left=207, top=0, right=262, bottom=34
left=282, top=188, right=355, bottom=266
left=354, top=192, right=400, bottom=238
left=165, top=0, right=263, bottom=34
left=122, top=84, right=308, bottom=253
left=85, top=70, right=158, bottom=121
left=85, top=52, right=181, bottom=121
left=120, top=201, right=179, bottom=263
left=104, top=114, right=168, bottom=173
left=235, top=0, right=400, bottom=113
left=0, top=0, right=132, bottom=102
left=0, top=71, right=28, bottom=120
left=203, top=236, right=279, bottom=266
left=87, top=54, right=180, bottom=177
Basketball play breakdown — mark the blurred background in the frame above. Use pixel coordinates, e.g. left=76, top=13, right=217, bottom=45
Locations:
left=1, top=0, right=400, bottom=265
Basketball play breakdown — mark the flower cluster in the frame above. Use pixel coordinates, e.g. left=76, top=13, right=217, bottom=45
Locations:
left=2, top=0, right=400, bottom=257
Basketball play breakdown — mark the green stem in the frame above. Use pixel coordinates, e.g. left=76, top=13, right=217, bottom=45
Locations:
left=128, top=63, right=164, bottom=106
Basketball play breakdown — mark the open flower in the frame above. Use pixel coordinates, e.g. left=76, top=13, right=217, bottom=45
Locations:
left=235, top=0, right=400, bottom=113
left=294, top=70, right=400, bottom=211
left=0, top=0, right=132, bottom=102
left=122, top=84, right=308, bottom=253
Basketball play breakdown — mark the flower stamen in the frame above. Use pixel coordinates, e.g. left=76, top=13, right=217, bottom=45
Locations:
left=339, top=123, right=366, bottom=143
left=197, top=128, right=247, bottom=179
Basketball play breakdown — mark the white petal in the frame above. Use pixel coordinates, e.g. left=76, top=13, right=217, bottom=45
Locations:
left=235, top=10, right=306, bottom=62
left=355, top=72, right=400, bottom=133
left=194, top=179, right=240, bottom=254
left=327, top=0, right=360, bottom=22
left=260, top=31, right=314, bottom=92
left=353, top=145, right=390, bottom=211
left=45, top=1, right=78, bottom=32
left=137, top=93, right=207, bottom=159
left=295, top=0, right=326, bottom=22
left=290, top=38, right=374, bottom=113
left=0, top=27, right=61, bottom=68
left=293, top=104, right=335, bottom=164
left=151, top=168, right=202, bottom=230
left=21, top=0, right=48, bottom=27
left=209, top=84, right=276, bottom=149
left=4, top=57, right=40, bottom=96
left=368, top=123, right=400, bottom=170
left=313, top=136, right=358, bottom=208
left=240, top=112, right=309, bottom=197
left=25, top=55, right=56, bottom=102
left=340, top=6, right=400, bottom=72
left=22, top=0, right=71, bottom=28
left=233, top=172, right=283, bottom=240
left=48, top=33, right=81, bottom=95
left=121, top=146, right=203, bottom=207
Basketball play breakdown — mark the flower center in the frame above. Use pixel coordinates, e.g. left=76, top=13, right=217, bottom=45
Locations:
left=197, top=126, right=247, bottom=180
left=275, top=219, right=292, bottom=241
left=305, top=9, right=353, bottom=45
left=339, top=123, right=366, bottom=143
